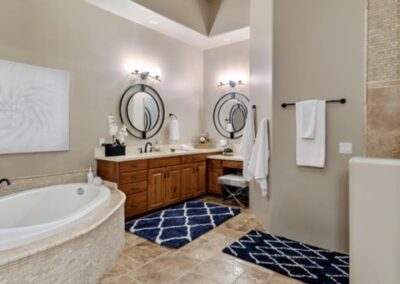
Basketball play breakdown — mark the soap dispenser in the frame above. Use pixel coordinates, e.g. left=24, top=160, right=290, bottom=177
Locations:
left=87, top=166, right=94, bottom=183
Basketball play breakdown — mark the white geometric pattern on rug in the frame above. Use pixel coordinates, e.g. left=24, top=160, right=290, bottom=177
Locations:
left=223, top=230, right=349, bottom=284
left=126, top=201, right=240, bottom=249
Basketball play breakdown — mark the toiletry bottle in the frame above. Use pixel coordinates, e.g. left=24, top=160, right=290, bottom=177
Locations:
left=154, top=140, right=160, bottom=152
left=87, top=166, right=94, bottom=183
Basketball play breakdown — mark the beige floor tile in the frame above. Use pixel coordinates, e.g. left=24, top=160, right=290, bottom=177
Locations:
left=128, top=253, right=200, bottom=284
left=123, top=241, right=170, bottom=264
left=173, top=271, right=219, bottom=284
left=173, top=241, right=221, bottom=262
left=125, top=232, right=146, bottom=247
left=200, top=229, right=236, bottom=247
left=232, top=267, right=273, bottom=284
left=193, top=254, right=248, bottom=283
left=102, top=196, right=270, bottom=283
left=100, top=274, right=140, bottom=284
left=105, top=254, right=142, bottom=277
left=267, top=274, right=303, bottom=284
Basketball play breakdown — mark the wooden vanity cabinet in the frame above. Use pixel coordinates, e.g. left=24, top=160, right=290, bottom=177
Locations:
left=164, top=165, right=181, bottom=205
left=97, top=152, right=219, bottom=219
left=207, top=160, right=223, bottom=196
left=181, top=161, right=206, bottom=199
left=97, top=159, right=149, bottom=218
left=148, top=165, right=181, bottom=210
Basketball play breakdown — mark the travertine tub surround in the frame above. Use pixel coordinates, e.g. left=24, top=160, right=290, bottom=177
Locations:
left=0, top=187, right=125, bottom=284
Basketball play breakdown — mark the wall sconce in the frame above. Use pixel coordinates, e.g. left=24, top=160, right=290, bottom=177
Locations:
left=218, top=80, right=244, bottom=88
left=131, top=69, right=161, bottom=82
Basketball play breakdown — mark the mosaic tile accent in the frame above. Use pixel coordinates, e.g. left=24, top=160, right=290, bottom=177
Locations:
left=367, top=0, right=400, bottom=82
left=0, top=170, right=86, bottom=197
left=366, top=0, right=400, bottom=158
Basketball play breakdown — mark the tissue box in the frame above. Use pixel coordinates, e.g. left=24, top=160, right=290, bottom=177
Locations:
left=104, top=144, right=126, bottom=157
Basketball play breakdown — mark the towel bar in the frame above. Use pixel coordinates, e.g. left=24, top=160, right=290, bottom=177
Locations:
left=281, top=98, right=346, bottom=108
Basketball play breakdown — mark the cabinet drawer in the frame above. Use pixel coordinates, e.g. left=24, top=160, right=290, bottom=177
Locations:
left=207, top=159, right=222, bottom=169
left=222, top=160, right=243, bottom=169
left=182, top=154, right=206, bottom=164
left=125, top=192, right=147, bottom=218
left=119, top=181, right=147, bottom=195
left=148, top=156, right=181, bottom=169
left=119, top=170, right=148, bottom=185
left=119, top=160, right=148, bottom=173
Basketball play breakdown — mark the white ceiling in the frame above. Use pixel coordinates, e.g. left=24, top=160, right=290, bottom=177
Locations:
left=85, top=0, right=250, bottom=50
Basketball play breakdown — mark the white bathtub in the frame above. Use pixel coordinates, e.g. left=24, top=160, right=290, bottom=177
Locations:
left=0, top=183, right=110, bottom=251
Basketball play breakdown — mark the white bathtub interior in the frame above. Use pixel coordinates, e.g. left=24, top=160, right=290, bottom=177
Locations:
left=0, top=183, right=110, bottom=251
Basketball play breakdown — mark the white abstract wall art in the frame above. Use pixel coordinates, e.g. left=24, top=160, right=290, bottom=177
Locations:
left=0, top=59, right=70, bottom=154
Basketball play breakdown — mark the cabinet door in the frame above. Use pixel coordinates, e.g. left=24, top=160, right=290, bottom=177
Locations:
left=125, top=192, right=148, bottom=218
left=193, top=162, right=206, bottom=197
left=181, top=164, right=194, bottom=200
left=148, top=168, right=165, bottom=210
left=207, top=167, right=223, bottom=196
left=165, top=165, right=181, bottom=205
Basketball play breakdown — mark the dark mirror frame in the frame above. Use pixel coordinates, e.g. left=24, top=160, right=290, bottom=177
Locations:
left=213, top=92, right=250, bottom=139
left=119, top=84, right=165, bottom=139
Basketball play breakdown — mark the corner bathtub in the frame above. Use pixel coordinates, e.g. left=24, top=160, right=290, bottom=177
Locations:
left=0, top=183, right=110, bottom=251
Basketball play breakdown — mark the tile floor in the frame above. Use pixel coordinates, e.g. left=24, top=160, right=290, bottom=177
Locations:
left=100, top=196, right=301, bottom=284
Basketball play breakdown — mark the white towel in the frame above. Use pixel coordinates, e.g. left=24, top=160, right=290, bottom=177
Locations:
left=296, top=100, right=326, bottom=168
left=169, top=119, right=180, bottom=141
left=248, top=118, right=270, bottom=196
left=239, top=108, right=255, bottom=181
left=296, top=100, right=318, bottom=139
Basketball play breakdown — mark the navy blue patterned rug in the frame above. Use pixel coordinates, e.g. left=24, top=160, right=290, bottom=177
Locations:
left=223, top=230, right=349, bottom=284
left=125, top=201, right=240, bottom=249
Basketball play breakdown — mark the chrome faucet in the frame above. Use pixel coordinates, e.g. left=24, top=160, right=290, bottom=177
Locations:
left=0, top=178, right=11, bottom=186
left=144, top=142, right=153, bottom=153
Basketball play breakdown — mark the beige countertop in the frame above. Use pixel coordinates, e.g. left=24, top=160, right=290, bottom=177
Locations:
left=206, top=154, right=243, bottom=162
left=95, top=148, right=222, bottom=162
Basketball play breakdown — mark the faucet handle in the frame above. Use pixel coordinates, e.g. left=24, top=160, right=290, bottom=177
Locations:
left=137, top=147, right=143, bottom=154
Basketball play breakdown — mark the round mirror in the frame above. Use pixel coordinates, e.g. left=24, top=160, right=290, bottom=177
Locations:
left=127, top=92, right=159, bottom=131
left=213, top=92, right=250, bottom=139
left=120, top=84, right=164, bottom=139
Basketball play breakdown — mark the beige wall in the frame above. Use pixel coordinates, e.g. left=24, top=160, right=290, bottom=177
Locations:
left=270, top=0, right=366, bottom=252
left=366, top=0, right=400, bottom=158
left=203, top=40, right=249, bottom=143
left=248, top=0, right=274, bottom=229
left=0, top=0, right=203, bottom=178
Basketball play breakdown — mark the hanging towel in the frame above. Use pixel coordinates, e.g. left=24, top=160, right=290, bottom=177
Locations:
left=248, top=118, right=270, bottom=196
left=296, top=100, right=326, bottom=168
left=239, top=107, right=255, bottom=181
left=296, top=100, right=318, bottom=139
left=169, top=119, right=180, bottom=141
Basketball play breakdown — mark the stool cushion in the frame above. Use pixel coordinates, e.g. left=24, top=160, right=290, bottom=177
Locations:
left=218, top=174, right=249, bottom=188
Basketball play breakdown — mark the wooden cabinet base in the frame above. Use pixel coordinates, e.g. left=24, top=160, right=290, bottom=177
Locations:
left=97, top=152, right=221, bottom=219
left=125, top=192, right=148, bottom=218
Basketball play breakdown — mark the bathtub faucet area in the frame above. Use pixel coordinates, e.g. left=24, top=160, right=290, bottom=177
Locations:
left=0, top=179, right=10, bottom=186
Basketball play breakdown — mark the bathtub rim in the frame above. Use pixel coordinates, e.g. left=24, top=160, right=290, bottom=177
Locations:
left=0, top=186, right=126, bottom=266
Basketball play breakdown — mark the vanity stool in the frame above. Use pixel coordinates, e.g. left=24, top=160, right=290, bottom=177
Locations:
left=218, top=174, right=249, bottom=208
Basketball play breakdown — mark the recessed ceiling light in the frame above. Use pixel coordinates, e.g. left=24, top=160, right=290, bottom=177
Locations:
left=223, top=38, right=231, bottom=42
left=148, top=20, right=158, bottom=25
